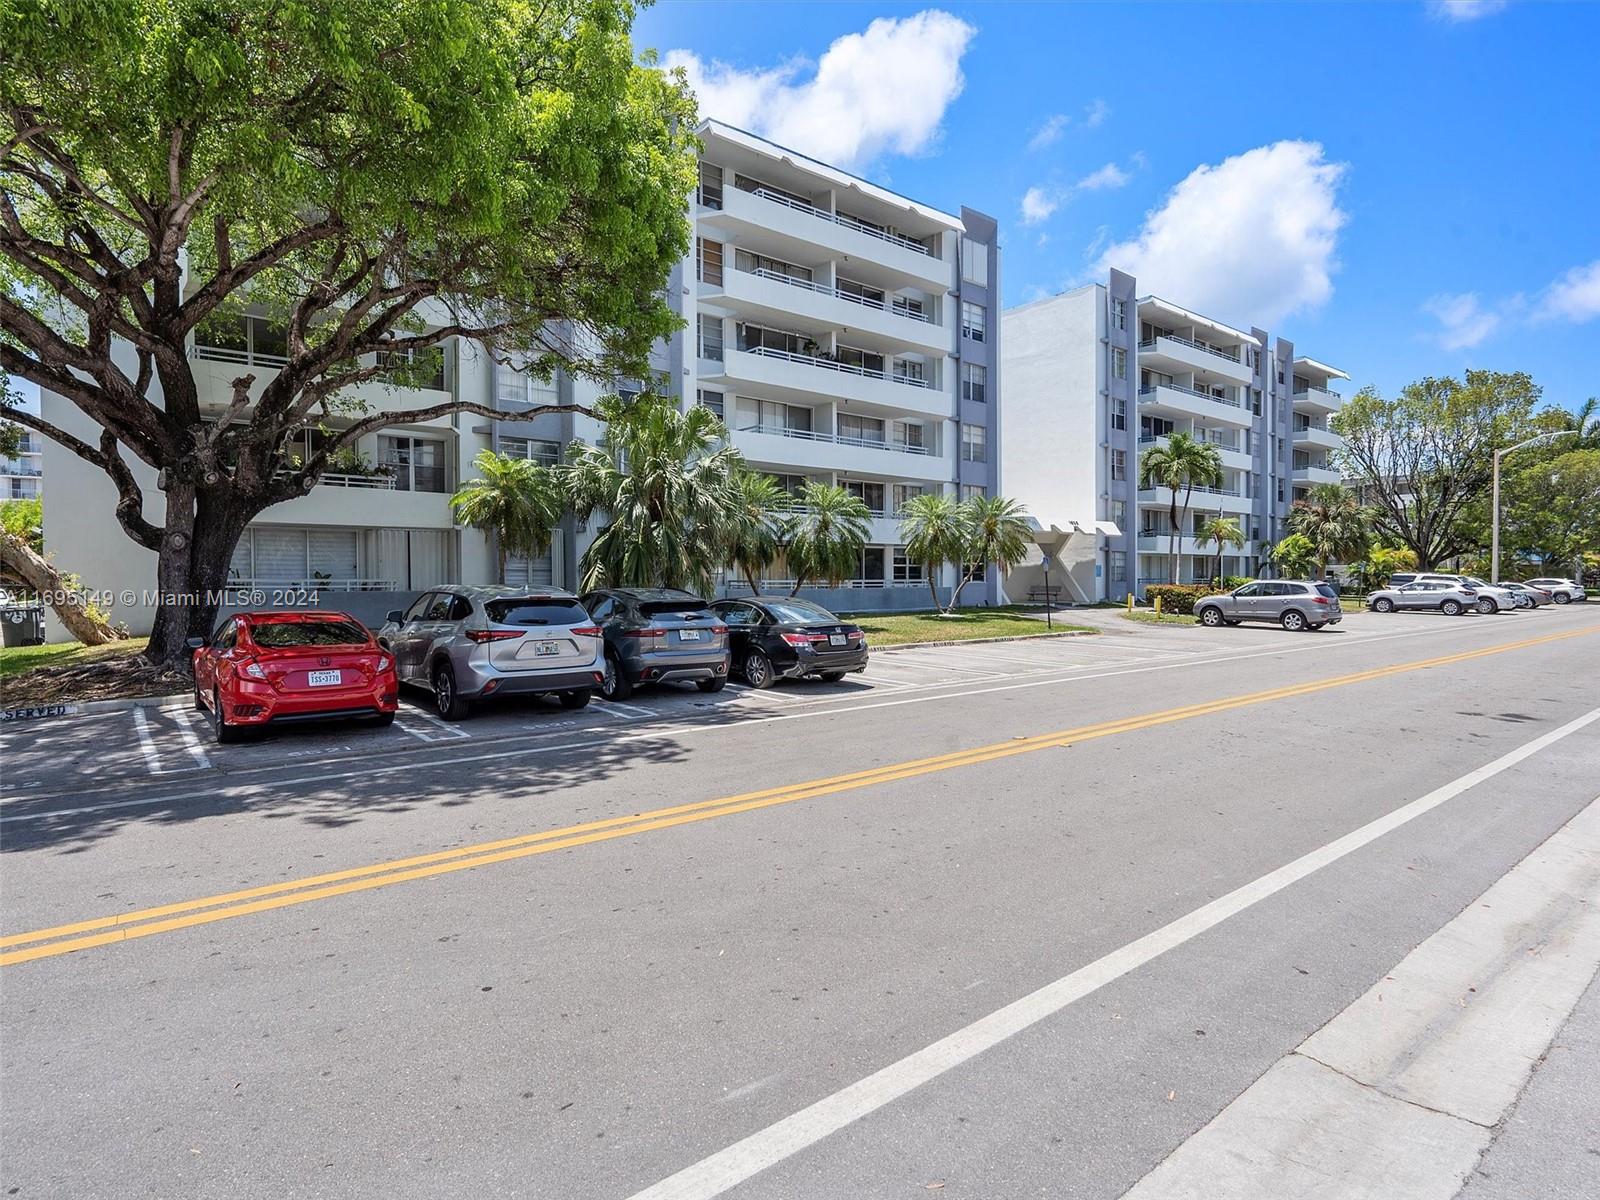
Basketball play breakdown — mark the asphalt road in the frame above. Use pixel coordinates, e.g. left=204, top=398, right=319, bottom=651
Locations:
left=2, top=605, right=1598, bottom=1199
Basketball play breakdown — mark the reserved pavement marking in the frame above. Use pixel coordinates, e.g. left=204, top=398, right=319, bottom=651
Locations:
left=3, top=626, right=1594, bottom=967
left=623, top=708, right=1600, bottom=1200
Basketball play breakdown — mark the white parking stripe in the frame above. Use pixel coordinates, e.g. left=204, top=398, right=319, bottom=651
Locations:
left=624, top=705, right=1600, bottom=1200
left=404, top=708, right=471, bottom=739
left=168, top=708, right=213, bottom=770
left=129, top=707, right=167, bottom=776
left=391, top=715, right=436, bottom=742
left=605, top=701, right=659, bottom=719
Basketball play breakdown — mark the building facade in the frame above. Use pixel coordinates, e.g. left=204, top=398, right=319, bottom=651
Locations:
left=2, top=427, right=43, bottom=502
left=38, top=120, right=1001, bottom=639
left=1000, top=269, right=1348, bottom=603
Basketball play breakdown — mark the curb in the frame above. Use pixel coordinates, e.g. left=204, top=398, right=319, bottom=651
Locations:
left=0, top=691, right=188, bottom=724
left=874, top=629, right=1097, bottom=653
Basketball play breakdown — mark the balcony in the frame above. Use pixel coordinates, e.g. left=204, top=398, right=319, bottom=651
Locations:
left=1136, top=534, right=1215, bottom=556
left=1137, top=383, right=1252, bottom=428
left=1293, top=385, right=1343, bottom=414
left=1138, top=433, right=1252, bottom=472
left=715, top=266, right=949, bottom=355
left=267, top=479, right=455, bottom=529
left=1138, top=483, right=1254, bottom=514
left=699, top=184, right=951, bottom=290
left=730, top=424, right=949, bottom=481
left=1292, top=424, right=1342, bottom=451
left=1292, top=465, right=1343, bottom=486
left=189, top=344, right=454, bottom=422
left=713, top=346, right=952, bottom=420
left=1137, top=334, right=1253, bottom=384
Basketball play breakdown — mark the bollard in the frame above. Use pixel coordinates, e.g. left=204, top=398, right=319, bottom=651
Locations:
left=1154, top=594, right=1163, bottom=617
left=1126, top=592, right=1134, bottom=614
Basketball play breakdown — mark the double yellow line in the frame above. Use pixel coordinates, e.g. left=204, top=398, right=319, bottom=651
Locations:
left=3, top=624, right=1593, bottom=967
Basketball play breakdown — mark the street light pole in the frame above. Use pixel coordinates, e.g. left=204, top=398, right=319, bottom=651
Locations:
left=1491, top=430, right=1578, bottom=583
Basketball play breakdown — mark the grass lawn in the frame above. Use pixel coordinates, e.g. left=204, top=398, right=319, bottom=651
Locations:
left=0, top=636, right=149, bottom=681
left=844, top=607, right=1093, bottom=647
left=1120, top=610, right=1197, bottom=626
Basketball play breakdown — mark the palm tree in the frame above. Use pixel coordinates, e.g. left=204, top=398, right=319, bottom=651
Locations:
left=898, top=492, right=968, bottom=612
left=1266, top=532, right=1318, bottom=579
left=1287, top=483, right=1371, bottom=581
left=1197, top=515, right=1246, bottom=587
left=785, top=482, right=870, bottom=595
left=1138, top=433, right=1224, bottom=583
left=451, top=450, right=566, bottom=584
left=719, top=468, right=791, bottom=595
left=950, top=495, right=1033, bottom=610
left=565, top=394, right=744, bottom=594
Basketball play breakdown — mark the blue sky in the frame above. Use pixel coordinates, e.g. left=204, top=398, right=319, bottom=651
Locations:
left=639, top=0, right=1600, bottom=411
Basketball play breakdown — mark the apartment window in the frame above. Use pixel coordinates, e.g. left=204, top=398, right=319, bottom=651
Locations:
left=1110, top=551, right=1128, bottom=583
left=1247, top=347, right=1260, bottom=371
left=759, top=400, right=813, bottom=434
left=696, top=313, right=723, bottom=362
left=195, top=312, right=289, bottom=366
left=961, top=238, right=988, bottom=286
left=1111, top=448, right=1126, bottom=481
left=961, top=424, right=987, bottom=463
left=891, top=419, right=926, bottom=451
left=1111, top=396, right=1127, bottom=431
left=892, top=483, right=927, bottom=512
left=838, top=413, right=885, bottom=445
left=892, top=357, right=927, bottom=385
left=961, top=484, right=986, bottom=502
left=961, top=301, right=986, bottom=342
left=1110, top=499, right=1127, bottom=529
left=696, top=162, right=724, bottom=209
left=495, top=366, right=557, bottom=408
left=962, top=362, right=987, bottom=403
left=844, top=480, right=885, bottom=512
left=892, top=549, right=924, bottom=583
left=1112, top=346, right=1127, bottom=380
left=735, top=172, right=811, bottom=209
left=892, top=293, right=926, bottom=320
left=1252, top=388, right=1263, bottom=415
left=499, top=437, right=560, bottom=466
left=854, top=547, right=887, bottom=585
left=379, top=436, right=448, bottom=493
left=696, top=237, right=724, bottom=285
left=1277, top=479, right=1285, bottom=502
left=696, top=388, right=724, bottom=418
left=836, top=344, right=886, bottom=375
left=740, top=249, right=813, bottom=284
left=1111, top=298, right=1127, bottom=331
left=835, top=274, right=882, bottom=304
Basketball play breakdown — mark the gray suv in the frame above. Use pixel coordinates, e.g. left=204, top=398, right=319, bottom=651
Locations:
left=580, top=587, right=730, bottom=700
left=1194, top=580, right=1343, bottom=631
left=378, top=587, right=603, bottom=720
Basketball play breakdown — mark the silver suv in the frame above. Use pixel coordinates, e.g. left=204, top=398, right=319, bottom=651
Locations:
left=1194, top=580, right=1343, bottom=631
left=1366, top=579, right=1479, bottom=615
left=581, top=587, right=730, bottom=700
left=378, top=587, right=603, bottom=720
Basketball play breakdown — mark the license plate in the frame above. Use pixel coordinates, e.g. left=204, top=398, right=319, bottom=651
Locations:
left=307, top=669, right=341, bottom=687
left=679, top=629, right=702, bottom=641
left=829, top=634, right=847, bottom=647
left=535, top=640, right=561, bottom=656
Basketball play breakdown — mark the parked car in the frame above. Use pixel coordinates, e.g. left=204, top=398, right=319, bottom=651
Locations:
left=1366, top=580, right=1480, bottom=616
left=378, top=587, right=602, bottom=720
left=1524, top=578, right=1587, bottom=604
left=1414, top=573, right=1516, bottom=614
left=580, top=587, right=730, bottom=700
left=189, top=610, right=398, bottom=743
left=708, top=597, right=868, bottom=688
left=1494, top=581, right=1547, bottom=608
left=1193, top=580, right=1343, bottom=631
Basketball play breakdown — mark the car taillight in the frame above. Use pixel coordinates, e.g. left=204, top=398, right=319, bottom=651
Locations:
left=239, top=659, right=267, bottom=680
left=1312, top=596, right=1330, bottom=605
left=570, top=626, right=602, bottom=637
left=465, top=629, right=523, bottom=643
left=622, top=628, right=666, bottom=638
left=780, top=632, right=828, bottom=646
left=711, top=625, right=727, bottom=635
left=376, top=655, right=392, bottom=672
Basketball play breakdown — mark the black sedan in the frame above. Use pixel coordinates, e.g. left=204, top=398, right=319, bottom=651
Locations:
left=708, top=597, right=868, bottom=688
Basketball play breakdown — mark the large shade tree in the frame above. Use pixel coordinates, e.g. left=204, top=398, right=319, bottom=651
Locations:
left=0, top=0, right=697, bottom=663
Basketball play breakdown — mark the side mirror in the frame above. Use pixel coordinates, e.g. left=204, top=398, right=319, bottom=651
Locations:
left=184, top=636, right=206, bottom=652
left=386, top=609, right=404, bottom=623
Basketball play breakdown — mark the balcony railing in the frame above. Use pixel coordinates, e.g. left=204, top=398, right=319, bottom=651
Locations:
left=1294, top=385, right=1343, bottom=403
left=726, top=577, right=923, bottom=593
left=737, top=423, right=932, bottom=456
left=1137, top=384, right=1243, bottom=409
left=226, top=577, right=398, bottom=593
left=744, top=186, right=936, bottom=257
left=1138, top=432, right=1242, bottom=452
left=738, top=266, right=938, bottom=325
left=740, top=345, right=934, bottom=389
left=1138, top=334, right=1243, bottom=365
left=1140, top=483, right=1243, bottom=497
left=192, top=343, right=290, bottom=368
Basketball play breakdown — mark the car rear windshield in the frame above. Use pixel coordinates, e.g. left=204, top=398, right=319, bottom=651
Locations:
left=762, top=600, right=837, bottom=624
left=251, top=620, right=368, bottom=647
left=637, top=600, right=712, bottom=619
left=485, top=598, right=590, bottom=627
left=1314, top=584, right=1339, bottom=600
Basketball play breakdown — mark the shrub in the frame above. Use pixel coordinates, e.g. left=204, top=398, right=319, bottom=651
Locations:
left=1144, top=584, right=1213, bottom=615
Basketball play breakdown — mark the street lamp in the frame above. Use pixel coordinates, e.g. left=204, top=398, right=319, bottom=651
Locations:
left=1492, top=430, right=1578, bottom=582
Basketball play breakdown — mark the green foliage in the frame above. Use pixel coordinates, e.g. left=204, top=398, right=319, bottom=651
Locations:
left=1197, top=515, right=1246, bottom=589
left=1138, top=433, right=1224, bottom=583
left=784, top=482, right=871, bottom=594
left=953, top=494, right=1033, bottom=607
left=450, top=450, right=565, bottom=583
left=1348, top=545, right=1417, bottom=591
left=1287, top=483, right=1372, bottom=577
left=1497, top=446, right=1600, bottom=575
left=1266, top=533, right=1318, bottom=578
left=722, top=469, right=790, bottom=594
left=898, top=491, right=967, bottom=611
left=565, top=394, right=742, bottom=595
left=1143, top=584, right=1213, bottom=615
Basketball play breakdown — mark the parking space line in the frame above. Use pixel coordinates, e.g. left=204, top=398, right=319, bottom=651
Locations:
left=402, top=708, right=471, bottom=739
left=167, top=708, right=213, bottom=771
left=391, top=714, right=437, bottom=742
left=605, top=701, right=660, bottom=719
left=129, top=708, right=167, bottom=776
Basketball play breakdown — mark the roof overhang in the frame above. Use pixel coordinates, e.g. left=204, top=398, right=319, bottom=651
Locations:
left=698, top=119, right=965, bottom=232
left=1293, top=356, right=1351, bottom=381
left=1134, top=296, right=1263, bottom=347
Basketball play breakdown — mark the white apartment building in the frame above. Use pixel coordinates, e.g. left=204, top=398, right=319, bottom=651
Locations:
left=2, top=427, right=43, bottom=502
left=1001, top=268, right=1350, bottom=603
left=38, top=120, right=1001, bottom=638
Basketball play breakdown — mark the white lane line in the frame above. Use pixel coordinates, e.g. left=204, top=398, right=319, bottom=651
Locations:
left=129, top=707, right=168, bottom=776
left=403, top=707, right=470, bottom=739
left=391, top=716, right=436, bottom=742
left=605, top=701, right=659, bottom=719
left=168, top=708, right=213, bottom=771
left=4, top=617, right=1582, bottom=820
left=624, top=705, right=1600, bottom=1200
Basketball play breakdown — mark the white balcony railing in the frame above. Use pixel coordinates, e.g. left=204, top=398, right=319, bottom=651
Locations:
left=741, top=345, right=934, bottom=389
left=227, top=577, right=398, bottom=592
left=743, top=186, right=936, bottom=257
left=192, top=343, right=290, bottom=368
left=1138, top=384, right=1243, bottom=409
left=738, top=423, right=933, bottom=456
left=1294, top=385, right=1344, bottom=403
left=740, top=266, right=937, bottom=325
left=1139, top=334, right=1243, bottom=365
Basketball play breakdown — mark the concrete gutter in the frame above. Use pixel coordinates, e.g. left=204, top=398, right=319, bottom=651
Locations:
left=1120, top=794, right=1600, bottom=1199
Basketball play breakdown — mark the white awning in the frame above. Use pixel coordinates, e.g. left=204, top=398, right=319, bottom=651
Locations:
left=1093, top=521, right=1122, bottom=537
left=1293, top=356, right=1352, bottom=381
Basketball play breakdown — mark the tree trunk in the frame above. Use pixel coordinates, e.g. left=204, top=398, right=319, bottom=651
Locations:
left=927, top=567, right=941, bottom=615
left=144, top=489, right=255, bottom=666
left=744, top=564, right=761, bottom=595
left=496, top=543, right=507, bottom=586
left=1168, top=492, right=1180, bottom=584
left=0, top=531, right=121, bottom=645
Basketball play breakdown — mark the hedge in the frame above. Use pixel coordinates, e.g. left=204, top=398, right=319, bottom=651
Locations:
left=1143, top=584, right=1214, bottom=615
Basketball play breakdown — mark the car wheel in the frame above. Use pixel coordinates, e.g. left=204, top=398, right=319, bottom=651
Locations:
left=1554, top=593, right=1571, bottom=604
left=1198, top=606, right=1224, bottom=627
left=432, top=662, right=472, bottom=721
left=1441, top=599, right=1463, bottom=616
left=1280, top=609, right=1307, bottom=632
left=211, top=689, right=245, bottom=744
left=1373, top=597, right=1395, bottom=613
left=743, top=650, right=775, bottom=689
left=371, top=711, right=396, bottom=727
left=696, top=676, right=727, bottom=693
left=559, top=689, right=591, bottom=710
left=818, top=671, right=848, bottom=682
left=601, top=650, right=634, bottom=701
left=1477, top=598, right=1498, bottom=614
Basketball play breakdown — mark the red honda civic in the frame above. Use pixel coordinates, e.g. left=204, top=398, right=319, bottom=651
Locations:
left=189, top=611, right=399, bottom=743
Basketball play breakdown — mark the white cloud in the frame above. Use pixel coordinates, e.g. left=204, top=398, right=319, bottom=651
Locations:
left=1020, top=186, right=1059, bottom=226
left=1029, top=113, right=1070, bottom=151
left=1093, top=140, right=1349, bottom=326
left=1076, top=162, right=1131, bottom=191
left=1083, top=98, right=1110, bottom=128
left=1422, top=292, right=1502, bottom=349
left=1427, top=1, right=1509, bottom=22
left=665, top=10, right=976, bottom=170
left=1538, top=259, right=1600, bottom=323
